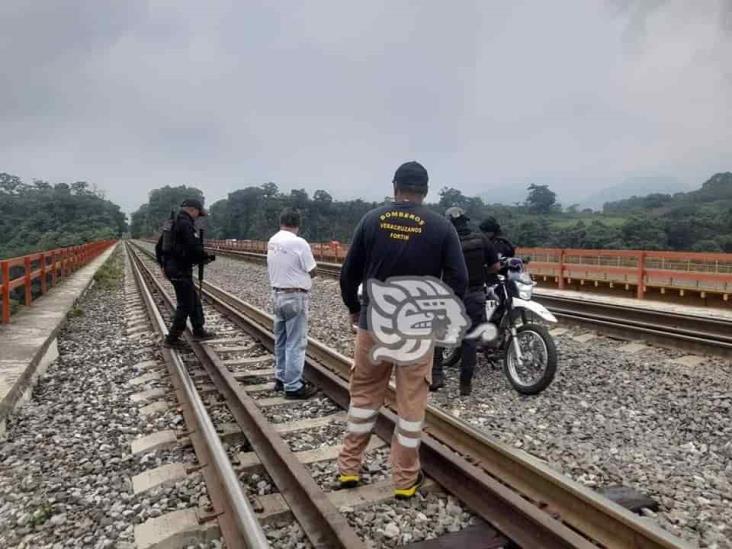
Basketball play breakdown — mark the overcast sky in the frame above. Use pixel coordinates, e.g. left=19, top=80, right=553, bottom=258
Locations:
left=2, top=0, right=731, bottom=213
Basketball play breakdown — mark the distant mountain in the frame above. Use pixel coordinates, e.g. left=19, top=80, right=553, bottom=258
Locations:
left=603, top=172, right=732, bottom=214
left=578, top=177, right=692, bottom=210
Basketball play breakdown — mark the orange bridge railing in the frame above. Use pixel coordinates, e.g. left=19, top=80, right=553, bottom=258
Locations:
left=206, top=239, right=732, bottom=301
left=0, top=240, right=117, bottom=324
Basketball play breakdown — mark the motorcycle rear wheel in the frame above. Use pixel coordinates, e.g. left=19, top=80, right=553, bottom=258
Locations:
left=503, top=323, right=557, bottom=395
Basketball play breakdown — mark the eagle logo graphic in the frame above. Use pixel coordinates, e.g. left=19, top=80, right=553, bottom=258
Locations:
left=366, top=276, right=470, bottom=364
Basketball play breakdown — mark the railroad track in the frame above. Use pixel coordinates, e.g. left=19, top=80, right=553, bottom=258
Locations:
left=204, top=245, right=732, bottom=359
left=533, top=294, right=732, bottom=359
left=128, top=240, right=688, bottom=548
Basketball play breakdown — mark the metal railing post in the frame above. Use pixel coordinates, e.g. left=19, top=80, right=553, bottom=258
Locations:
left=636, top=251, right=646, bottom=299
left=24, top=256, right=32, bottom=306
left=40, top=253, right=47, bottom=294
left=1, top=261, right=9, bottom=324
left=558, top=249, right=566, bottom=290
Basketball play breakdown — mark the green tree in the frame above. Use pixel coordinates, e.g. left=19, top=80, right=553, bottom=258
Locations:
left=438, top=187, right=470, bottom=210
left=129, top=185, right=204, bottom=238
left=0, top=173, right=127, bottom=259
left=525, top=184, right=557, bottom=214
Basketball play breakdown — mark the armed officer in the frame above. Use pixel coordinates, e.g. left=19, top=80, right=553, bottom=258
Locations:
left=479, top=216, right=515, bottom=258
left=337, top=161, right=467, bottom=499
left=155, top=198, right=216, bottom=347
left=431, top=207, right=499, bottom=396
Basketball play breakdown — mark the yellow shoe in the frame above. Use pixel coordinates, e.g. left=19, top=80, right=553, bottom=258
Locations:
left=394, top=471, right=425, bottom=500
left=338, top=474, right=360, bottom=489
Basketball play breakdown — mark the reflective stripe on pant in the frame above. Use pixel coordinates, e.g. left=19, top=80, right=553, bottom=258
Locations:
left=337, top=329, right=433, bottom=489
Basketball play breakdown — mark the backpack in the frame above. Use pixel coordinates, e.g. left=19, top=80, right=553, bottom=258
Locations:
left=459, top=231, right=489, bottom=288
left=160, top=210, right=177, bottom=257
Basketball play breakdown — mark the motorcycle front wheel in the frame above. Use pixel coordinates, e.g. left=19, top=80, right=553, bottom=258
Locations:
left=503, top=324, right=557, bottom=395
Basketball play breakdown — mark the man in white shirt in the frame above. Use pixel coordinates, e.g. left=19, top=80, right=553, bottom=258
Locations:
left=266, top=209, right=318, bottom=399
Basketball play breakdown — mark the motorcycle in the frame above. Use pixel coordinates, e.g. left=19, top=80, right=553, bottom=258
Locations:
left=442, top=257, right=558, bottom=395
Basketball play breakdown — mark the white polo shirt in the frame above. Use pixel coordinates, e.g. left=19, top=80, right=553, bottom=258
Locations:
left=266, top=230, right=317, bottom=290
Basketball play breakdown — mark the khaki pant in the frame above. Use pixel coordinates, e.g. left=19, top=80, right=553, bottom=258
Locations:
left=337, top=329, right=433, bottom=489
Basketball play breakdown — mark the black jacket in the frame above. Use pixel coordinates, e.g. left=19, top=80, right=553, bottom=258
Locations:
left=340, top=202, right=468, bottom=317
left=457, top=227, right=499, bottom=289
left=491, top=235, right=515, bottom=258
left=155, top=211, right=206, bottom=277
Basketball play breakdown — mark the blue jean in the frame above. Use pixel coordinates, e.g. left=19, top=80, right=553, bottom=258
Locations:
left=272, top=291, right=309, bottom=392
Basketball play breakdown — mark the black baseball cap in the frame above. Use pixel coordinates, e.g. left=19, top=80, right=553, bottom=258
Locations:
left=181, top=198, right=207, bottom=216
left=393, top=161, right=429, bottom=190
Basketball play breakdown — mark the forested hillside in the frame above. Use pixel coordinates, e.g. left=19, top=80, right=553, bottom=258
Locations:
left=0, top=173, right=127, bottom=259
left=129, top=185, right=205, bottom=238
left=130, top=172, right=732, bottom=252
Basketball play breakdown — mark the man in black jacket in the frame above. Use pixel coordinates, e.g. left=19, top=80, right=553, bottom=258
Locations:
left=479, top=216, right=515, bottom=258
left=432, top=207, right=500, bottom=396
left=337, top=161, right=467, bottom=499
left=155, top=198, right=215, bottom=347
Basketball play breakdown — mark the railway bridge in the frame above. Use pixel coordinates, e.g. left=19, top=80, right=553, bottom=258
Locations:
left=0, top=239, right=730, bottom=548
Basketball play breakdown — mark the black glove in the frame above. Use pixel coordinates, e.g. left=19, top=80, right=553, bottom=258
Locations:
left=204, top=253, right=216, bottom=264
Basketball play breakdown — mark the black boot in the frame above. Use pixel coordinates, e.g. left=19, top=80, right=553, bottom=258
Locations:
left=429, top=373, right=444, bottom=392
left=430, top=348, right=444, bottom=392
left=192, top=329, right=217, bottom=341
left=459, top=382, right=472, bottom=396
left=164, top=333, right=185, bottom=348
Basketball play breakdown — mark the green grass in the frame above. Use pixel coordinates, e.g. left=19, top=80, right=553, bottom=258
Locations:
left=30, top=502, right=53, bottom=526
left=93, top=252, right=123, bottom=290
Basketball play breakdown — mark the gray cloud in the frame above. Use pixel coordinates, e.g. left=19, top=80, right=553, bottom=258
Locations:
left=1, top=0, right=730, bottom=214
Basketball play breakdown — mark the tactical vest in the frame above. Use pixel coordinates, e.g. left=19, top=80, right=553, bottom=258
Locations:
left=459, top=231, right=488, bottom=288
left=492, top=236, right=515, bottom=258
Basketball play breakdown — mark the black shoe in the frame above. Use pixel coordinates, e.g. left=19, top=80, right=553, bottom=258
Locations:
left=273, top=379, right=284, bottom=392
left=459, top=382, right=472, bottom=396
left=192, top=330, right=217, bottom=341
left=163, top=335, right=185, bottom=348
left=394, top=471, right=425, bottom=500
left=429, top=376, right=444, bottom=392
left=285, top=383, right=318, bottom=400
left=337, top=473, right=360, bottom=489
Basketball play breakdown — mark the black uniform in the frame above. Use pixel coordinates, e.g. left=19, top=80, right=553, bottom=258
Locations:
left=340, top=201, right=468, bottom=328
left=433, top=227, right=498, bottom=388
left=490, top=235, right=515, bottom=259
left=155, top=211, right=207, bottom=338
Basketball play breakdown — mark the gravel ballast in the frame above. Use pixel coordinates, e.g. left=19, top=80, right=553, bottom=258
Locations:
left=134, top=244, right=493, bottom=548
left=144, top=243, right=732, bottom=548
left=0, top=250, right=220, bottom=548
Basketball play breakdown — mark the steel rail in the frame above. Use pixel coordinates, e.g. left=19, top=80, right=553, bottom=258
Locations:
left=201, top=245, right=732, bottom=356
left=126, top=243, right=270, bottom=549
left=198, top=279, right=689, bottom=549
left=130, top=243, right=688, bottom=549
left=128, top=243, right=365, bottom=548
left=536, top=295, right=732, bottom=348
left=204, top=245, right=343, bottom=276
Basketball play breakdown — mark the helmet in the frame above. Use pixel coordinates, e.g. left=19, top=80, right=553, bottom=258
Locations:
left=479, top=216, right=500, bottom=234
left=445, top=206, right=468, bottom=221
